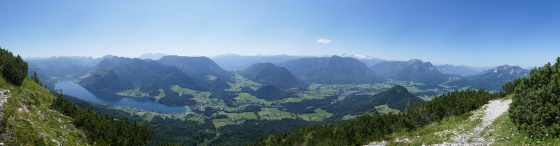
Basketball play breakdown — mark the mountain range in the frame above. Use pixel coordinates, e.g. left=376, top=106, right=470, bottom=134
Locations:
left=139, top=53, right=168, bottom=60
left=372, top=59, right=457, bottom=88
left=212, top=54, right=306, bottom=71
left=79, top=57, right=206, bottom=106
left=25, top=56, right=108, bottom=79
left=435, top=64, right=491, bottom=76
left=31, top=54, right=530, bottom=94
left=158, top=55, right=234, bottom=80
left=15, top=52, right=537, bottom=146
left=240, top=63, right=307, bottom=90
left=279, top=56, right=381, bottom=84
left=447, top=65, right=529, bottom=91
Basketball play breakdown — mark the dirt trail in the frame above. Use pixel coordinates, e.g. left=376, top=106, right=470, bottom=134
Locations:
left=437, top=99, right=512, bottom=146
left=0, top=90, right=9, bottom=116
left=0, top=89, right=10, bottom=145
left=367, top=98, right=512, bottom=146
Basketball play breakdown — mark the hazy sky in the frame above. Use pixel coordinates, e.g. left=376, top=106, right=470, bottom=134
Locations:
left=1, top=0, right=560, bottom=67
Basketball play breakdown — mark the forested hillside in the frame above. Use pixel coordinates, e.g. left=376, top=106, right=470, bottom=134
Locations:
left=280, top=56, right=380, bottom=84
left=250, top=89, right=501, bottom=145
left=0, top=48, right=151, bottom=145
left=80, top=57, right=207, bottom=107
left=365, top=85, right=425, bottom=111
left=241, top=63, right=308, bottom=90
left=250, top=57, right=560, bottom=146
left=158, top=55, right=234, bottom=80
left=372, top=59, right=456, bottom=88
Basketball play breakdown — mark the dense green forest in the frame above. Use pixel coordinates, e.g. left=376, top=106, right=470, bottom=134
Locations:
left=249, top=89, right=502, bottom=145
left=241, top=62, right=308, bottom=90
left=365, top=85, right=425, bottom=111
left=51, top=92, right=152, bottom=145
left=507, top=57, right=560, bottom=139
left=0, top=47, right=28, bottom=86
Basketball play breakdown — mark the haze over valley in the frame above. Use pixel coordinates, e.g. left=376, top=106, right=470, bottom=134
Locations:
left=16, top=53, right=531, bottom=145
left=1, top=0, right=560, bottom=145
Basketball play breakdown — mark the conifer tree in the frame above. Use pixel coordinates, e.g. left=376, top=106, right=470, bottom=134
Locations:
left=31, top=71, right=42, bottom=85
left=0, top=48, right=28, bottom=86
left=509, top=57, right=560, bottom=139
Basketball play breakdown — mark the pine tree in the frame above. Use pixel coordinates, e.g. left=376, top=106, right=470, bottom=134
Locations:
left=31, top=71, right=42, bottom=86
left=0, top=48, right=28, bottom=86
left=509, top=57, right=560, bottom=139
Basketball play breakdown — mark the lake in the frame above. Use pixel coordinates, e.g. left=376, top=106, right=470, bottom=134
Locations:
left=55, top=80, right=189, bottom=113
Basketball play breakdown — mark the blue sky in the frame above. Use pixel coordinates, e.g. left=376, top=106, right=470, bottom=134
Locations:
left=1, top=0, right=559, bottom=67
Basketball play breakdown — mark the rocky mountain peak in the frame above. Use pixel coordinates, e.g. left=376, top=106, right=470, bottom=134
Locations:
left=482, top=65, right=526, bottom=75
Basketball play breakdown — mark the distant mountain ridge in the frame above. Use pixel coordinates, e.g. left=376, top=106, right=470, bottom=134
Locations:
left=446, top=65, right=529, bottom=91
left=158, top=55, right=234, bottom=80
left=139, top=53, right=168, bottom=60
left=340, top=54, right=387, bottom=66
left=241, top=63, right=308, bottom=90
left=372, top=59, right=457, bottom=88
left=435, top=64, right=491, bottom=76
left=279, top=56, right=381, bottom=84
left=79, top=56, right=206, bottom=106
left=25, top=56, right=104, bottom=79
left=212, top=54, right=306, bottom=71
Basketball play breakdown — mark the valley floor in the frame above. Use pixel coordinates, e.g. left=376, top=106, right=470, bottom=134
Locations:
left=368, top=98, right=512, bottom=146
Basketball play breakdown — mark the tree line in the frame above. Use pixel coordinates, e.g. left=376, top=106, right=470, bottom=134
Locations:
left=506, top=57, right=560, bottom=139
left=249, top=89, right=502, bottom=145
left=51, top=93, right=151, bottom=145
left=0, top=47, right=28, bottom=86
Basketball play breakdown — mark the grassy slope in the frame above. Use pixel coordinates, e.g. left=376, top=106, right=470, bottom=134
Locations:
left=484, top=113, right=560, bottom=145
left=0, top=78, right=88, bottom=145
left=379, top=96, right=560, bottom=145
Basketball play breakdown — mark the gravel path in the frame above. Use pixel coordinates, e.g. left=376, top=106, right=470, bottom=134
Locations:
left=0, top=90, right=9, bottom=115
left=0, top=89, right=10, bottom=144
left=367, top=98, right=512, bottom=146
left=437, top=99, right=512, bottom=146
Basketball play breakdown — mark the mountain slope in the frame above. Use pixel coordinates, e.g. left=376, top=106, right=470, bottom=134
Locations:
left=157, top=55, right=233, bottom=80
left=212, top=54, right=305, bottom=71
left=328, top=85, right=425, bottom=116
left=79, top=57, right=206, bottom=106
left=368, top=98, right=513, bottom=146
left=372, top=59, right=456, bottom=87
left=446, top=65, right=529, bottom=91
left=139, top=53, right=167, bottom=60
left=249, top=89, right=500, bottom=146
left=25, top=56, right=105, bottom=79
left=241, top=63, right=307, bottom=90
left=365, top=85, right=425, bottom=111
left=81, top=56, right=203, bottom=93
left=435, top=64, right=490, bottom=76
left=279, top=56, right=380, bottom=84
left=0, top=78, right=88, bottom=145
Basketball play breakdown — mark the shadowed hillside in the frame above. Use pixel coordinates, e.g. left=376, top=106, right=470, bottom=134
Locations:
left=280, top=56, right=381, bottom=84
